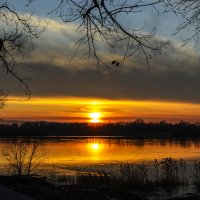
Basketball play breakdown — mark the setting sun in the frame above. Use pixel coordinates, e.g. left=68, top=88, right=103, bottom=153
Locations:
left=89, top=112, right=101, bottom=123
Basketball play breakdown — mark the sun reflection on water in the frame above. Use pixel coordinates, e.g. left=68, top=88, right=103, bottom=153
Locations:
left=87, top=141, right=103, bottom=154
left=91, top=143, right=99, bottom=150
left=8, top=138, right=200, bottom=168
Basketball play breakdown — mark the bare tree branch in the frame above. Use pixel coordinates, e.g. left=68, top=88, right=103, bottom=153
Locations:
left=25, top=0, right=200, bottom=70
left=2, top=139, right=46, bottom=176
left=164, top=0, right=200, bottom=46
left=0, top=90, right=6, bottom=109
left=47, top=0, right=167, bottom=68
left=0, top=1, right=44, bottom=97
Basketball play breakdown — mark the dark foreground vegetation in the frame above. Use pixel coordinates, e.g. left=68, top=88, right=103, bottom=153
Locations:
left=51, top=158, right=200, bottom=199
left=0, top=175, right=145, bottom=200
left=2, top=158, right=200, bottom=199
left=1, top=120, right=200, bottom=138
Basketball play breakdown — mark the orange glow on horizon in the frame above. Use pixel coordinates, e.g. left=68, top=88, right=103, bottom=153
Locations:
left=1, top=96, right=200, bottom=123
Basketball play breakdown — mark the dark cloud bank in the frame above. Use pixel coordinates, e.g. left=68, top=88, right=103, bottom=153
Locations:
left=1, top=34, right=200, bottom=104
left=1, top=60, right=200, bottom=104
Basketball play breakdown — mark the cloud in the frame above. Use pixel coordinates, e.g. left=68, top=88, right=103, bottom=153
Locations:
left=1, top=61, right=200, bottom=103
left=1, top=17, right=200, bottom=103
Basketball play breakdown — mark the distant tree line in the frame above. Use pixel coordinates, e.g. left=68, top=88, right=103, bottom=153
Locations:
left=0, top=119, right=200, bottom=139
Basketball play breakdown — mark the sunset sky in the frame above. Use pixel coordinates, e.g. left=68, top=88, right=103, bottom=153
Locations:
left=1, top=0, right=200, bottom=123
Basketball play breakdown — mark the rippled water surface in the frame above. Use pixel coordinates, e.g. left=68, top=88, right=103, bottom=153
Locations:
left=46, top=137, right=200, bottom=164
left=1, top=137, right=200, bottom=172
left=1, top=137, right=200, bottom=198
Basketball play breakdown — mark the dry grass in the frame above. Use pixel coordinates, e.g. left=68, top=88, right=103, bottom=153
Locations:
left=76, top=158, right=189, bottom=192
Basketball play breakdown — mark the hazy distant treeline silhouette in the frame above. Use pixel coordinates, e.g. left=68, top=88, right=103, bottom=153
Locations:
left=1, top=119, right=200, bottom=138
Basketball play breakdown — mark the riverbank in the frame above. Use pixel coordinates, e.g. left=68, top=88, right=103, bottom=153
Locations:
left=1, top=175, right=200, bottom=200
left=0, top=184, right=34, bottom=200
left=0, top=175, right=144, bottom=200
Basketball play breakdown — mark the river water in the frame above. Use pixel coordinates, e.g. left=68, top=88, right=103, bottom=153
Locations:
left=1, top=137, right=200, bottom=198
left=0, top=137, right=200, bottom=173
